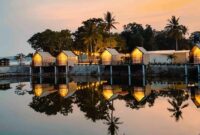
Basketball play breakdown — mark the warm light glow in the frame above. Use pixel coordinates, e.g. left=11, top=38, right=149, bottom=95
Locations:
left=133, top=88, right=145, bottom=102
left=57, top=52, right=68, bottom=66
left=131, top=48, right=143, bottom=64
left=102, top=89, right=113, bottom=100
left=59, top=84, right=68, bottom=97
left=195, top=94, right=200, bottom=106
left=34, top=84, right=43, bottom=97
left=101, top=50, right=112, bottom=65
left=33, top=53, right=42, bottom=66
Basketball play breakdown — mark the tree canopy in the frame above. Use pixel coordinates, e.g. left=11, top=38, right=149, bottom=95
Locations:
left=28, top=29, right=73, bottom=56
left=27, top=13, right=194, bottom=55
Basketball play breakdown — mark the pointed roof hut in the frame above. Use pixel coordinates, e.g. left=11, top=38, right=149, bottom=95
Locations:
left=32, top=51, right=55, bottom=67
left=101, top=48, right=122, bottom=65
left=56, top=50, right=78, bottom=66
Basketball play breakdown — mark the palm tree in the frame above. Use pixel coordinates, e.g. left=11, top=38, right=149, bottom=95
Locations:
left=104, top=11, right=118, bottom=47
left=165, top=16, right=187, bottom=50
left=15, top=53, right=25, bottom=65
left=82, top=22, right=102, bottom=62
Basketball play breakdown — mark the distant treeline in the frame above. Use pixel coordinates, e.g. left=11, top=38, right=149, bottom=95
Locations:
left=27, top=12, right=200, bottom=56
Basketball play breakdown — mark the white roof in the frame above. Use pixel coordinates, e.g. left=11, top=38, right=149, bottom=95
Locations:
left=136, top=47, right=147, bottom=54
left=63, top=51, right=76, bottom=57
left=37, top=51, right=55, bottom=60
left=106, top=48, right=119, bottom=55
left=148, top=50, right=189, bottom=55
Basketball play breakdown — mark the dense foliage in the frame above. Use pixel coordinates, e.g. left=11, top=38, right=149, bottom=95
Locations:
left=27, top=12, right=196, bottom=55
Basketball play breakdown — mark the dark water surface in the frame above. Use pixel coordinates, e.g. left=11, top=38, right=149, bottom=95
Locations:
left=0, top=76, right=200, bottom=135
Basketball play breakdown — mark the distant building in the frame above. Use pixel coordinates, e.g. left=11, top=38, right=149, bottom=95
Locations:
left=131, top=47, right=189, bottom=64
left=0, top=83, right=11, bottom=90
left=56, top=51, right=78, bottom=67
left=101, top=48, right=122, bottom=65
left=190, top=44, right=200, bottom=64
left=32, top=51, right=55, bottom=67
left=0, top=58, right=10, bottom=66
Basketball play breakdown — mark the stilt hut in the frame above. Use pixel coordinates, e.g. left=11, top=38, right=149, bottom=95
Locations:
left=0, top=58, right=9, bottom=66
left=131, top=47, right=148, bottom=64
left=101, top=48, right=122, bottom=65
left=131, top=47, right=189, bottom=64
left=56, top=51, right=78, bottom=67
left=32, top=51, right=55, bottom=67
left=190, top=44, right=200, bottom=64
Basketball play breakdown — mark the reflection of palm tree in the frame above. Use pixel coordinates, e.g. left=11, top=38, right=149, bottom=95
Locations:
left=167, top=99, right=189, bottom=121
left=75, top=85, right=109, bottom=122
left=15, top=82, right=27, bottom=95
left=104, top=101, right=122, bottom=135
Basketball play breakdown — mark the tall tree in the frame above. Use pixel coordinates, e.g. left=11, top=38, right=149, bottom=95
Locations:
left=82, top=21, right=102, bottom=57
left=189, top=31, right=200, bottom=44
left=28, top=29, right=73, bottom=56
left=165, top=16, right=188, bottom=50
left=104, top=11, right=118, bottom=47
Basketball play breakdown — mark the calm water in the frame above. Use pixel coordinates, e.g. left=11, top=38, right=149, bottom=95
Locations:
left=0, top=76, right=200, bottom=135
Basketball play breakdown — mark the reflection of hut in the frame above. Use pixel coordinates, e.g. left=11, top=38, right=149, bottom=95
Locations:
left=0, top=83, right=11, bottom=90
left=102, top=85, right=127, bottom=100
left=58, top=82, right=77, bottom=98
left=190, top=45, right=200, bottom=64
left=132, top=85, right=151, bottom=102
left=132, top=87, right=145, bottom=102
left=191, top=88, right=200, bottom=108
left=0, top=58, right=10, bottom=66
left=33, top=84, right=56, bottom=97
left=32, top=51, right=55, bottom=67
left=56, top=51, right=78, bottom=67
left=101, top=48, right=122, bottom=65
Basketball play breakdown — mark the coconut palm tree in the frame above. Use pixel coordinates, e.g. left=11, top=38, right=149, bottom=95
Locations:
left=82, top=22, right=102, bottom=62
left=104, top=11, right=118, bottom=47
left=15, top=53, right=25, bottom=65
left=165, top=16, right=187, bottom=50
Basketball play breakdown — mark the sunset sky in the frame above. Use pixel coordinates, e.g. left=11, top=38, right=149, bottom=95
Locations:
left=0, top=0, right=200, bottom=57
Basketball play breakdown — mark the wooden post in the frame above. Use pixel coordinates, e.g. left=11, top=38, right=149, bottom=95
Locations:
left=66, top=66, right=68, bottom=75
left=98, top=65, right=100, bottom=75
left=128, top=65, right=131, bottom=76
left=29, top=66, right=32, bottom=76
left=110, top=75, right=113, bottom=85
left=39, top=66, right=42, bottom=76
left=184, top=64, right=188, bottom=76
left=110, top=65, right=113, bottom=76
left=54, top=66, right=57, bottom=75
left=142, top=64, right=145, bottom=86
left=39, top=76, right=42, bottom=84
left=128, top=75, right=131, bottom=86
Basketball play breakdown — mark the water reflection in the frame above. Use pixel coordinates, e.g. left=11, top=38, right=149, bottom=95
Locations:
left=1, top=76, right=200, bottom=135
